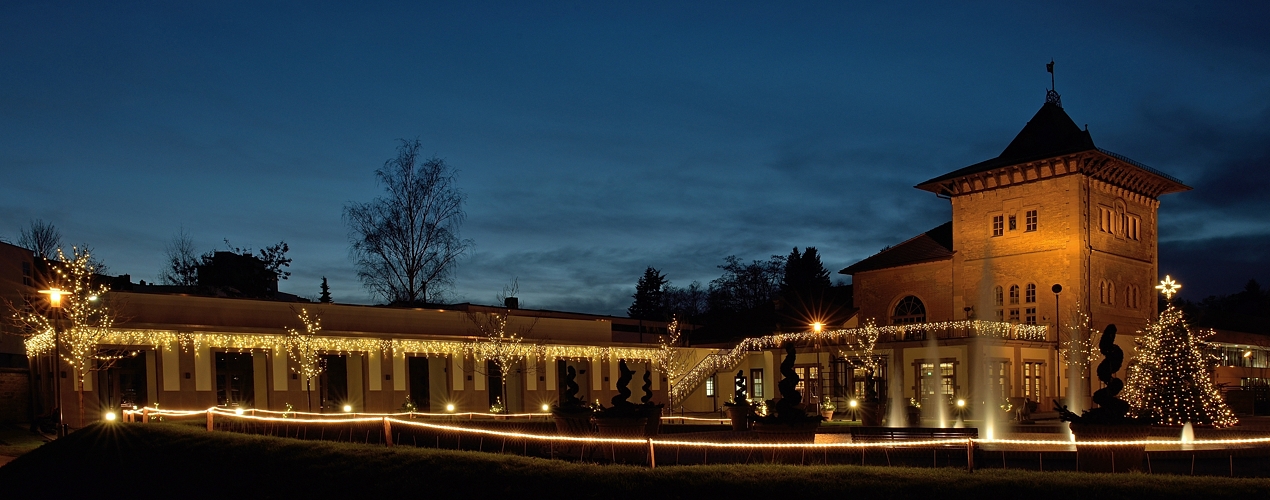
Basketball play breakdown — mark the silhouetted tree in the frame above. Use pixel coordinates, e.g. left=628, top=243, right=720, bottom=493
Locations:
left=664, top=281, right=707, bottom=325
left=628, top=267, right=668, bottom=320
left=344, top=139, right=471, bottom=306
left=778, top=247, right=850, bottom=329
left=699, top=255, right=785, bottom=340
left=18, top=219, right=62, bottom=260
left=159, top=228, right=199, bottom=286
left=1177, top=279, right=1270, bottom=334
left=222, top=239, right=291, bottom=281
left=319, top=277, right=332, bottom=303
left=708, top=255, right=784, bottom=312
left=781, top=247, right=830, bottom=295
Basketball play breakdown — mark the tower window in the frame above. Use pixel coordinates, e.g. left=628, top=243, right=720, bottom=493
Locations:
left=992, top=215, right=1003, bottom=237
left=1025, top=210, right=1037, bottom=232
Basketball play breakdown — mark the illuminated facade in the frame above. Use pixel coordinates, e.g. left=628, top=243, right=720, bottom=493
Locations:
left=840, top=94, right=1190, bottom=412
left=0, top=252, right=708, bottom=427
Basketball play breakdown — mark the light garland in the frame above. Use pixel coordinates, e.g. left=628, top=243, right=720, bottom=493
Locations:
left=1123, top=302, right=1238, bottom=428
left=25, top=325, right=663, bottom=362
left=125, top=407, right=1270, bottom=449
left=671, top=319, right=1048, bottom=403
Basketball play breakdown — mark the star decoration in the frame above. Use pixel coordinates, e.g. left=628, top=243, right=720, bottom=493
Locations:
left=1156, top=275, right=1182, bottom=300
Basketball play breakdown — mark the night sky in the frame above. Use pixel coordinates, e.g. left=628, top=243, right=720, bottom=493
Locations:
left=3, top=2, right=1268, bottom=315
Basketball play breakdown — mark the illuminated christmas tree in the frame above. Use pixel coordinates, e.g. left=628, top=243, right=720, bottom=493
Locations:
left=1124, top=276, right=1238, bottom=427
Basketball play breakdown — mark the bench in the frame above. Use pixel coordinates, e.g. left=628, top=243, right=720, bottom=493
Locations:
left=849, top=426, right=978, bottom=444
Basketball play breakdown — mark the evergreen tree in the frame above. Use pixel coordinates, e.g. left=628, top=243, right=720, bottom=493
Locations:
left=1123, top=304, right=1238, bottom=427
left=781, top=247, right=830, bottom=295
left=319, top=277, right=332, bottom=303
left=628, top=267, right=668, bottom=320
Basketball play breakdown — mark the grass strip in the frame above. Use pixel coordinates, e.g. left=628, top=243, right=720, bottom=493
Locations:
left=1, top=423, right=1267, bottom=499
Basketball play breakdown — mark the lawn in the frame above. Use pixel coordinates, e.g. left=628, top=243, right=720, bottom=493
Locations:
left=0, top=422, right=1267, bottom=499
left=0, top=422, right=49, bottom=457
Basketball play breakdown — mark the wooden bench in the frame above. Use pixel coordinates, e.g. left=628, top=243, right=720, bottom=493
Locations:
left=849, top=426, right=978, bottom=444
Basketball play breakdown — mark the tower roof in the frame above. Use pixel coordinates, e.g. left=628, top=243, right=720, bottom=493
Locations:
left=915, top=100, right=1189, bottom=198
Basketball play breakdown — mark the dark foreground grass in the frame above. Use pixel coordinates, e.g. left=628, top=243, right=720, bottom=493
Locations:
left=1, top=423, right=1267, bottom=499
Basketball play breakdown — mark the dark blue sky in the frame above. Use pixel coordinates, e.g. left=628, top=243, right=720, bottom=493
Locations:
left=3, top=1, right=1268, bottom=314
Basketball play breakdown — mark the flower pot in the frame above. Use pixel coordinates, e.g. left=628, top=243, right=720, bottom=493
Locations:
left=552, top=410, right=594, bottom=436
left=1069, top=422, right=1151, bottom=473
left=593, top=416, right=648, bottom=464
left=593, top=416, right=649, bottom=438
left=639, top=406, right=663, bottom=437
left=859, top=401, right=881, bottom=427
left=751, top=419, right=821, bottom=443
left=725, top=404, right=752, bottom=431
left=905, top=406, right=921, bottom=427
left=819, top=410, right=834, bottom=421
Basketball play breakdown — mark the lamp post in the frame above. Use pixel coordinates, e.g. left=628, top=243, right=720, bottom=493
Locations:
left=39, top=287, right=67, bottom=438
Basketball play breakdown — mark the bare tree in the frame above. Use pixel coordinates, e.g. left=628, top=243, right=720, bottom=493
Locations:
left=344, top=139, right=471, bottom=306
left=8, top=247, right=120, bottom=428
left=18, top=219, right=62, bottom=260
left=466, top=280, right=537, bottom=413
left=159, top=227, right=200, bottom=286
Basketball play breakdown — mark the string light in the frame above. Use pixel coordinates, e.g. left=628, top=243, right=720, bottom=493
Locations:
left=128, top=408, right=1270, bottom=451
left=672, top=319, right=1047, bottom=403
left=1123, top=294, right=1238, bottom=428
left=1155, top=275, right=1182, bottom=300
left=123, top=407, right=1270, bottom=450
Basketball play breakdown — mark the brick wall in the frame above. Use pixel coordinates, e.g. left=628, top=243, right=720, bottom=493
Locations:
left=0, top=367, right=31, bottom=423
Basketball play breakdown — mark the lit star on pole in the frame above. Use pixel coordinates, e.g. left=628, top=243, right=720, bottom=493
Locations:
left=1156, top=275, right=1182, bottom=300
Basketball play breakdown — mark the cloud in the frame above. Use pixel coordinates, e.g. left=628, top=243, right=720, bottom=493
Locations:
left=1159, top=233, right=1270, bottom=300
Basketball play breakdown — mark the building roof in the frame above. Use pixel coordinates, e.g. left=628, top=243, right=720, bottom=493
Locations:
left=839, top=221, right=953, bottom=275
left=915, top=100, right=1188, bottom=196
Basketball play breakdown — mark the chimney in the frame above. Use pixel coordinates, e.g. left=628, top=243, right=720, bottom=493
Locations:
left=504, top=297, right=519, bottom=310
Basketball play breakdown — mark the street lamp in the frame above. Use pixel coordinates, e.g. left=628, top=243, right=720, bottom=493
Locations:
left=38, top=287, right=67, bottom=437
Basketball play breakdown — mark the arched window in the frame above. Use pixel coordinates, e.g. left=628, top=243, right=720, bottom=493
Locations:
left=1099, top=281, right=1107, bottom=305
left=1009, top=285, right=1020, bottom=305
left=994, top=286, right=1003, bottom=306
left=1025, top=283, right=1036, bottom=303
left=1108, top=281, right=1115, bottom=306
left=892, top=296, right=926, bottom=325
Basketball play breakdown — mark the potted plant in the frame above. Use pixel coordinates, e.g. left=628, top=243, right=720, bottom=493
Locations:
left=638, top=369, right=664, bottom=437
left=591, top=359, right=647, bottom=438
left=1055, top=324, right=1153, bottom=473
left=750, top=342, right=823, bottom=443
left=551, top=365, right=594, bottom=436
left=723, top=370, right=753, bottom=431
left=819, top=396, right=836, bottom=421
